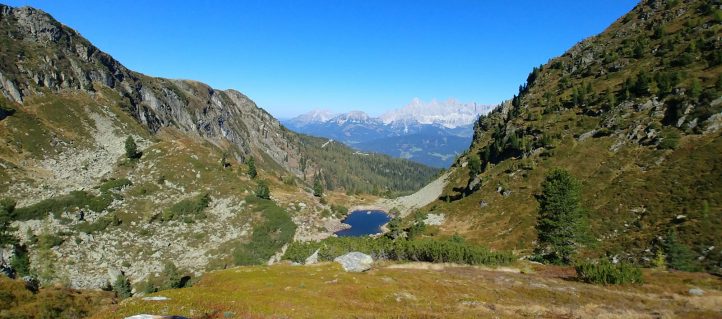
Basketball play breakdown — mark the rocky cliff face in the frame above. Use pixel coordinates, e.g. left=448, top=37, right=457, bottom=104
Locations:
left=0, top=5, right=302, bottom=174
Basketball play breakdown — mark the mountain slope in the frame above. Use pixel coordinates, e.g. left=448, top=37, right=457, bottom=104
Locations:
left=421, top=0, right=722, bottom=272
left=0, top=5, right=436, bottom=196
left=0, top=4, right=436, bottom=289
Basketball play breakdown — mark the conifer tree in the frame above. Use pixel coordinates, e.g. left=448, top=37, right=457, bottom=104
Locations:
left=113, top=273, right=132, bottom=299
left=0, top=199, right=17, bottom=266
left=313, top=173, right=324, bottom=197
left=246, top=156, right=257, bottom=179
left=468, top=154, right=482, bottom=177
left=534, top=169, right=588, bottom=264
left=663, top=229, right=699, bottom=271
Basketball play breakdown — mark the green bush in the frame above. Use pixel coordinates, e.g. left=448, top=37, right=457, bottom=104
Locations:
left=125, top=136, right=140, bottom=159
left=255, top=180, right=270, bottom=200
left=74, top=215, right=115, bottom=234
left=657, top=129, right=680, bottom=150
left=161, top=193, right=211, bottom=222
left=37, top=233, right=64, bottom=250
left=329, top=204, right=348, bottom=218
left=233, top=196, right=296, bottom=265
left=575, top=260, right=643, bottom=285
left=283, top=236, right=514, bottom=266
left=160, top=261, right=184, bottom=290
left=14, top=191, right=112, bottom=221
left=99, top=178, right=132, bottom=192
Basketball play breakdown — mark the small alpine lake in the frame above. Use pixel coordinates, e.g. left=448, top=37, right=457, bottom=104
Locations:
left=335, top=210, right=391, bottom=237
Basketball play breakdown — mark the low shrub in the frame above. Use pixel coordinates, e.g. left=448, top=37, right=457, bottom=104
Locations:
left=99, top=178, right=132, bottom=192
left=161, top=193, right=211, bottom=222
left=14, top=191, right=112, bottom=221
left=575, top=260, right=643, bottom=285
left=233, top=196, right=296, bottom=265
left=74, top=215, right=115, bottom=234
left=283, top=236, right=514, bottom=266
left=657, top=129, right=680, bottom=150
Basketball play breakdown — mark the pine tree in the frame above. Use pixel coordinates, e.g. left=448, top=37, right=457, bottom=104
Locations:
left=10, top=244, right=30, bottom=277
left=468, top=154, right=482, bottom=177
left=246, top=156, right=257, bottom=179
left=124, top=136, right=140, bottom=159
left=313, top=173, right=324, bottom=197
left=534, top=169, right=588, bottom=264
left=0, top=199, right=17, bottom=247
left=113, top=273, right=132, bottom=299
left=663, top=229, right=699, bottom=271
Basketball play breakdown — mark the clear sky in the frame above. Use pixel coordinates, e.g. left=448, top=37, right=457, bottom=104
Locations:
left=5, top=0, right=638, bottom=118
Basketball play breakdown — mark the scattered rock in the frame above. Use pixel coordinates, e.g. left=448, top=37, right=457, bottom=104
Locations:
left=334, top=252, right=373, bottom=272
left=304, top=248, right=320, bottom=265
left=142, top=296, right=170, bottom=301
left=460, top=300, right=481, bottom=307
left=688, top=288, right=704, bottom=296
left=468, top=176, right=482, bottom=191
left=22, top=276, right=39, bottom=293
left=423, top=213, right=445, bottom=226
left=577, top=130, right=596, bottom=141
left=393, top=291, right=417, bottom=302
left=479, top=200, right=488, bottom=208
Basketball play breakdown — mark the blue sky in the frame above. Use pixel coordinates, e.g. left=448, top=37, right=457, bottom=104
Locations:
left=5, top=0, right=638, bottom=118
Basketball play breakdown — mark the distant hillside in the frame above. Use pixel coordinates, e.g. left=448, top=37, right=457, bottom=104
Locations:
left=421, top=0, right=722, bottom=272
left=284, top=99, right=494, bottom=167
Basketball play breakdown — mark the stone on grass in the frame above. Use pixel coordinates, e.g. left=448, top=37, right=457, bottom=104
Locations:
left=142, top=296, right=170, bottom=301
left=305, top=248, right=320, bottom=265
left=334, top=252, right=373, bottom=272
left=688, top=288, right=704, bottom=296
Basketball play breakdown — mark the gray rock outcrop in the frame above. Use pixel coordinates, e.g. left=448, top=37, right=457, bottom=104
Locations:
left=334, top=252, right=373, bottom=272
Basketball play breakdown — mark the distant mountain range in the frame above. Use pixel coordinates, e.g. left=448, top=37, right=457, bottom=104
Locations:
left=283, top=99, right=495, bottom=168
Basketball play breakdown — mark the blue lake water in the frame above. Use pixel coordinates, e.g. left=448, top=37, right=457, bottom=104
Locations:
left=335, top=210, right=391, bottom=237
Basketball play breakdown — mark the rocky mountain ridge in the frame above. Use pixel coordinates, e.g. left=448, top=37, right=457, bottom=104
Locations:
left=0, top=4, right=436, bottom=194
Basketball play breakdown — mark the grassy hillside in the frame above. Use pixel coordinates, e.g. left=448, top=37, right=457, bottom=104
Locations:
left=416, top=0, right=722, bottom=272
left=94, top=262, right=722, bottom=318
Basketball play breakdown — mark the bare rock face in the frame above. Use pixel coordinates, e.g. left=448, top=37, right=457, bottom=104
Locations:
left=334, top=252, right=373, bottom=272
left=0, top=3, right=308, bottom=176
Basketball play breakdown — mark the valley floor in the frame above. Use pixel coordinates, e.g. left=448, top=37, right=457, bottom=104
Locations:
left=96, top=262, right=721, bottom=319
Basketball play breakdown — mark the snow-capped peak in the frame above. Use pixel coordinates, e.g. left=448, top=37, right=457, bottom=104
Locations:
left=289, top=109, right=336, bottom=125
left=379, top=98, right=494, bottom=128
left=331, top=111, right=373, bottom=125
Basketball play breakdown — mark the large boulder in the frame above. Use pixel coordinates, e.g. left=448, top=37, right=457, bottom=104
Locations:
left=334, top=252, right=373, bottom=272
